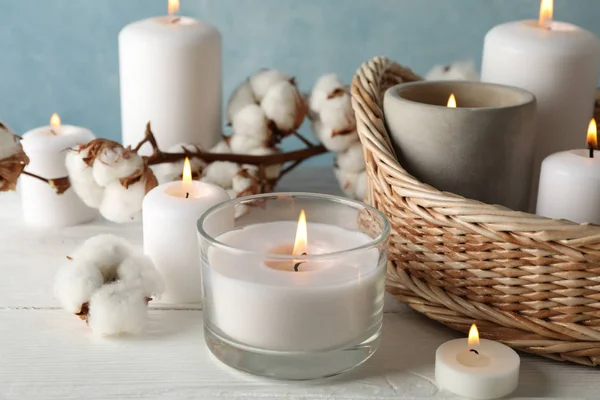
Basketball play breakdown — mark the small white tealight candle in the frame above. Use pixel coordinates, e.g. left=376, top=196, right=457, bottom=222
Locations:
left=435, top=324, right=520, bottom=400
left=536, top=119, right=600, bottom=224
left=142, top=158, right=229, bottom=303
left=20, top=113, right=97, bottom=227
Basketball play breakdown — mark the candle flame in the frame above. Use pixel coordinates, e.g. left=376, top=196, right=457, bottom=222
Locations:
left=292, top=209, right=308, bottom=256
left=539, top=0, right=553, bottom=27
left=50, top=113, right=61, bottom=129
left=168, top=0, right=180, bottom=15
left=587, top=118, right=597, bottom=149
left=447, top=94, right=457, bottom=108
left=468, top=323, right=480, bottom=348
left=182, top=157, right=192, bottom=181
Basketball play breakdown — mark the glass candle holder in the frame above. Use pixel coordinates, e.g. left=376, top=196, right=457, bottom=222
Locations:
left=198, top=192, right=390, bottom=380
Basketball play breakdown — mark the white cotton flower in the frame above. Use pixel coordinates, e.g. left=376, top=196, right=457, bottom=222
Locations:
left=226, top=80, right=256, bottom=124
left=320, top=92, right=356, bottom=135
left=309, top=74, right=345, bottom=115
left=232, top=104, right=271, bottom=141
left=226, top=189, right=237, bottom=200
left=249, top=69, right=293, bottom=102
left=87, top=282, right=148, bottom=336
left=93, top=147, right=143, bottom=187
left=261, top=81, right=307, bottom=134
left=210, top=140, right=231, bottom=154
left=99, top=179, right=146, bottom=223
left=65, top=147, right=105, bottom=208
left=336, top=142, right=365, bottom=173
left=355, top=170, right=367, bottom=200
left=117, top=254, right=165, bottom=298
left=314, top=120, right=359, bottom=153
left=202, top=161, right=240, bottom=189
left=232, top=170, right=255, bottom=193
left=152, top=143, right=205, bottom=184
left=335, top=167, right=359, bottom=198
left=425, top=60, right=480, bottom=81
left=0, top=122, right=20, bottom=160
left=54, top=259, right=104, bottom=314
left=247, top=147, right=281, bottom=180
left=71, top=234, right=134, bottom=281
left=229, top=133, right=265, bottom=154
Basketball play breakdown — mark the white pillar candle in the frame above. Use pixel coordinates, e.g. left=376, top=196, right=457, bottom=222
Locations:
left=20, top=114, right=97, bottom=228
left=204, top=219, right=385, bottom=352
left=435, top=324, right=520, bottom=400
left=536, top=119, right=600, bottom=223
left=481, top=0, right=600, bottom=206
left=142, top=161, right=229, bottom=303
left=119, top=0, right=221, bottom=154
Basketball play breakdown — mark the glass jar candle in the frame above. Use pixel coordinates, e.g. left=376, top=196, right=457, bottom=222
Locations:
left=198, top=192, right=389, bottom=380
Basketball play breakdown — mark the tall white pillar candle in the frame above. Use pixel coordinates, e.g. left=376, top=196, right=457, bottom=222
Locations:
left=119, top=0, right=221, bottom=154
left=536, top=119, right=600, bottom=223
left=142, top=171, right=229, bottom=303
left=481, top=1, right=600, bottom=206
left=20, top=114, right=97, bottom=228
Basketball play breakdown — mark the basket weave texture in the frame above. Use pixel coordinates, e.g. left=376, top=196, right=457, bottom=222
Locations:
left=351, top=56, right=600, bottom=367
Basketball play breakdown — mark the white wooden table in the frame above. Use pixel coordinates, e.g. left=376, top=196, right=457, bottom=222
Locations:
left=0, top=167, right=598, bottom=400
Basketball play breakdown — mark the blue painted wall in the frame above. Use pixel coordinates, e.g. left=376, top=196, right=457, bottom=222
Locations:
left=1, top=0, right=599, bottom=164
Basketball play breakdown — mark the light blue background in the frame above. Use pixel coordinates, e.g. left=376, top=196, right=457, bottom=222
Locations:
left=1, top=0, right=599, bottom=164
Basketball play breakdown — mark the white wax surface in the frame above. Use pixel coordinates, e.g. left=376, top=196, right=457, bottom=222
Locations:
left=204, top=222, right=385, bottom=351
left=119, top=16, right=221, bottom=154
left=142, top=180, right=230, bottom=303
left=435, top=338, right=520, bottom=400
left=20, top=125, right=97, bottom=228
left=536, top=149, right=600, bottom=224
left=481, top=20, right=600, bottom=207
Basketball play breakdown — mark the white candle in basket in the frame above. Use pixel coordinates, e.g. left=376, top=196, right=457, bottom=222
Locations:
left=536, top=119, right=600, bottom=224
left=119, top=0, right=221, bottom=154
left=20, top=114, right=97, bottom=228
left=436, top=324, right=520, bottom=400
left=481, top=0, right=600, bottom=208
left=142, top=158, right=229, bottom=303
left=203, top=210, right=385, bottom=352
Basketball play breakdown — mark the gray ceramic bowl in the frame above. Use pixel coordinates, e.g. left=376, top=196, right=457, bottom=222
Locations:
left=383, top=80, right=536, bottom=211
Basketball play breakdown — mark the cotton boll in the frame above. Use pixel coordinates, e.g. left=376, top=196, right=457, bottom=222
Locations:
left=210, top=140, right=231, bottom=154
left=248, top=147, right=281, bottom=180
left=320, top=92, right=356, bottom=135
left=232, top=104, right=271, bottom=141
left=71, top=234, right=134, bottom=281
left=232, top=170, right=256, bottom=193
left=336, top=142, right=365, bottom=173
left=355, top=171, right=367, bottom=200
left=316, top=121, right=359, bottom=153
left=425, top=60, right=479, bottom=81
left=249, top=69, right=293, bottom=102
left=309, top=74, right=344, bottom=115
left=229, top=133, right=265, bottom=154
left=87, top=282, right=148, bottom=336
left=99, top=179, right=146, bottom=223
left=226, top=80, right=256, bottom=124
left=0, top=122, right=20, bottom=160
left=93, top=147, right=143, bottom=187
left=54, top=259, right=104, bottom=314
left=260, top=81, right=307, bottom=134
left=65, top=148, right=105, bottom=208
left=226, top=189, right=237, bottom=199
left=335, top=167, right=359, bottom=198
left=202, top=161, right=240, bottom=189
left=117, top=254, right=164, bottom=298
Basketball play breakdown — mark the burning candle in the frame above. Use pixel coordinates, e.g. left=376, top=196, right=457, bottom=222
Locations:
left=536, top=119, right=600, bottom=224
left=435, top=324, right=520, bottom=399
left=142, top=158, right=229, bottom=303
left=199, top=193, right=389, bottom=379
left=119, top=0, right=221, bottom=154
left=481, top=0, right=600, bottom=208
left=20, top=114, right=97, bottom=227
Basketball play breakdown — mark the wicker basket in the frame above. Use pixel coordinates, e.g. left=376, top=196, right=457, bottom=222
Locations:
left=351, top=56, right=600, bottom=367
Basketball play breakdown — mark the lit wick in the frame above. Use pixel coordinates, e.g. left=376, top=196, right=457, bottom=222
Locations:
left=469, top=349, right=480, bottom=355
left=49, top=113, right=61, bottom=136
left=185, top=192, right=189, bottom=198
left=293, top=252, right=307, bottom=272
left=168, top=0, right=180, bottom=24
left=292, top=209, right=308, bottom=272
left=587, top=118, right=597, bottom=159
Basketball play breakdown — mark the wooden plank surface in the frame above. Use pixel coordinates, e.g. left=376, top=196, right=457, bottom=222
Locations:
left=0, top=167, right=598, bottom=399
